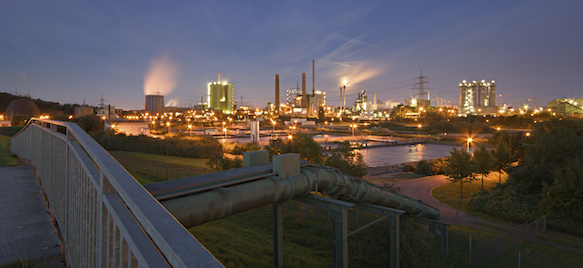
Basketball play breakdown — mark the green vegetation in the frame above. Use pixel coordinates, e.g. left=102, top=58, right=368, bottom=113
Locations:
left=1, top=92, right=85, bottom=117
left=190, top=202, right=449, bottom=268
left=468, top=119, right=583, bottom=235
left=0, top=134, right=20, bottom=167
left=443, top=148, right=474, bottom=197
left=324, top=141, right=368, bottom=177
left=0, top=126, right=23, bottom=137
left=265, top=133, right=325, bottom=164
left=109, top=151, right=211, bottom=184
left=0, top=260, right=47, bottom=268
left=91, top=131, right=222, bottom=158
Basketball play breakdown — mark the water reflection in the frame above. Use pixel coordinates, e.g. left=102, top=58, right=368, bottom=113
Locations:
left=357, top=144, right=460, bottom=167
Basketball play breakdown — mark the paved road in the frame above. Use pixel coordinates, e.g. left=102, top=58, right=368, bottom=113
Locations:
left=393, top=175, right=486, bottom=226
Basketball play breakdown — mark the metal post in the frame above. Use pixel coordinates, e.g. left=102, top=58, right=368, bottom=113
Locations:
left=330, top=207, right=348, bottom=268
left=387, top=214, right=400, bottom=268
left=272, top=203, right=283, bottom=268
left=518, top=250, right=521, bottom=268
left=469, top=234, right=472, bottom=265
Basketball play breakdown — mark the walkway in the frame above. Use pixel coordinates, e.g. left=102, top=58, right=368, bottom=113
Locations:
left=0, top=165, right=63, bottom=265
left=392, top=175, right=486, bottom=226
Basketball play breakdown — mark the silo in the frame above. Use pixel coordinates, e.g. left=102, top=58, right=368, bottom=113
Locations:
left=145, top=95, right=165, bottom=113
left=74, top=106, right=94, bottom=118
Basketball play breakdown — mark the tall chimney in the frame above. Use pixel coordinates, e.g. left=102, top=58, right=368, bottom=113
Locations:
left=340, top=87, right=343, bottom=111
left=302, top=73, right=307, bottom=108
left=218, top=72, right=221, bottom=83
left=312, top=59, right=315, bottom=94
left=275, top=74, right=280, bottom=114
left=374, top=92, right=377, bottom=105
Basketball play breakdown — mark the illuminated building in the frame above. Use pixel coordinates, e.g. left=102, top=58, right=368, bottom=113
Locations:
left=548, top=99, right=583, bottom=114
left=306, top=90, right=326, bottom=117
left=459, top=80, right=497, bottom=115
left=208, top=72, right=234, bottom=114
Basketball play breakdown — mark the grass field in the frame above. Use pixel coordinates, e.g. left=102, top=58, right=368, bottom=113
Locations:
left=432, top=172, right=509, bottom=219
left=108, top=151, right=211, bottom=184
left=0, top=134, right=20, bottom=167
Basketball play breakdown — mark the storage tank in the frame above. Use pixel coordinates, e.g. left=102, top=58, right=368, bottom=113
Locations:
left=74, top=106, right=94, bottom=118
left=145, top=95, right=165, bottom=113
left=6, top=99, right=40, bottom=120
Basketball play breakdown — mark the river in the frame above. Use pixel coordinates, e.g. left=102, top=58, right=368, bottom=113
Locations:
left=356, top=143, right=461, bottom=167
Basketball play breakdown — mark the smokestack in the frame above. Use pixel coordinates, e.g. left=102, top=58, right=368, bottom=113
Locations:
left=340, top=87, right=343, bottom=111
left=302, top=73, right=306, bottom=109
left=312, top=59, right=315, bottom=94
left=218, top=72, right=221, bottom=83
left=275, top=74, right=280, bottom=114
left=374, top=93, right=377, bottom=105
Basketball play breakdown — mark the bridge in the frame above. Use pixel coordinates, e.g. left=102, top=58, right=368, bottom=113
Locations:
left=6, top=118, right=449, bottom=268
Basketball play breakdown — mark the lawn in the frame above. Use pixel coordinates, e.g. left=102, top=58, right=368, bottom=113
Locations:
left=108, top=151, right=211, bottom=184
left=432, top=172, right=508, bottom=218
left=0, top=134, right=20, bottom=167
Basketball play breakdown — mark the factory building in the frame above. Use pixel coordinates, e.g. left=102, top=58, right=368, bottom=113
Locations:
left=208, top=72, right=234, bottom=114
left=287, top=88, right=301, bottom=104
left=459, top=80, right=497, bottom=115
left=548, top=99, right=583, bottom=114
left=306, top=90, right=326, bottom=117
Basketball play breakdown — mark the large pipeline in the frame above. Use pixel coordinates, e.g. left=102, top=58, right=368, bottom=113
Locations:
left=161, top=165, right=440, bottom=228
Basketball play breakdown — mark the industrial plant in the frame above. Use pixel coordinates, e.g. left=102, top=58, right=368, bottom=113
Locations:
left=458, top=79, right=497, bottom=115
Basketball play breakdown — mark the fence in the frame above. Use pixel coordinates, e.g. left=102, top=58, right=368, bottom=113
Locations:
left=10, top=119, right=222, bottom=267
left=471, top=215, right=546, bottom=267
left=445, top=215, right=580, bottom=268
left=275, top=199, right=444, bottom=267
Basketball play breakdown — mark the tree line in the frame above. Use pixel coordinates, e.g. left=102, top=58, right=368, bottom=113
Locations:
left=438, top=118, right=583, bottom=235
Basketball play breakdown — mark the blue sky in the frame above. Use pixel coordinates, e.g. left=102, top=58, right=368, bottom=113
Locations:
left=1, top=1, right=582, bottom=110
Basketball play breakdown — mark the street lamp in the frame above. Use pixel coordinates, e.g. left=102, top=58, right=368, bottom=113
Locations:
left=418, top=124, right=422, bottom=137
left=166, top=122, right=170, bottom=133
left=467, top=137, right=473, bottom=152
left=223, top=127, right=227, bottom=139
left=188, top=124, right=192, bottom=137
left=351, top=124, right=357, bottom=136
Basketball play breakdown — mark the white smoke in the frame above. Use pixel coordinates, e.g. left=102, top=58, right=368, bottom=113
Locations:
left=165, top=99, right=180, bottom=107
left=143, top=55, right=178, bottom=95
left=338, top=62, right=382, bottom=88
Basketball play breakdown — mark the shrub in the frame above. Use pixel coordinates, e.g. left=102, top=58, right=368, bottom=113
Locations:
left=415, top=160, right=432, bottom=175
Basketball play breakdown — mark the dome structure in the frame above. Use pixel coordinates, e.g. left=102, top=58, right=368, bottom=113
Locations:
left=6, top=99, right=40, bottom=120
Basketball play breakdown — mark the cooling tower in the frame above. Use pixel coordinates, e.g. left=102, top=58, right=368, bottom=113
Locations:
left=145, top=95, right=165, bottom=113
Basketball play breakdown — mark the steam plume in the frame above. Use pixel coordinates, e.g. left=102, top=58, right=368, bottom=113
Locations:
left=143, top=55, right=178, bottom=95
left=338, top=62, right=382, bottom=88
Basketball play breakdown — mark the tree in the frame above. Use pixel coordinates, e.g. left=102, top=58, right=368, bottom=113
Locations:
left=472, top=143, right=494, bottom=190
left=490, top=139, right=513, bottom=184
left=415, top=160, right=433, bottom=176
left=264, top=133, right=325, bottom=164
left=324, top=141, right=368, bottom=178
left=540, top=157, right=583, bottom=222
left=444, top=148, right=473, bottom=197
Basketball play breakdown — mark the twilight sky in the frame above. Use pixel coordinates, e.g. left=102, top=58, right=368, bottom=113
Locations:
left=1, top=1, right=582, bottom=110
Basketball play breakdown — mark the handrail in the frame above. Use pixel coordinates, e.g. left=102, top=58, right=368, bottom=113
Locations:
left=10, top=118, right=223, bottom=267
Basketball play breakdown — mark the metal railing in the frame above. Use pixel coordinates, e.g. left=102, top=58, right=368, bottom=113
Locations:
left=10, top=118, right=223, bottom=268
